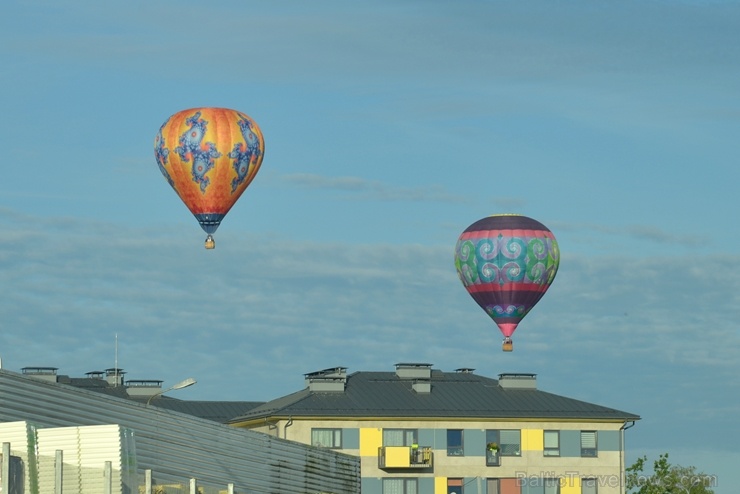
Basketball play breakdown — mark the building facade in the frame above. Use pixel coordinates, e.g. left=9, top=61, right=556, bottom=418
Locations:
left=229, top=363, right=639, bottom=494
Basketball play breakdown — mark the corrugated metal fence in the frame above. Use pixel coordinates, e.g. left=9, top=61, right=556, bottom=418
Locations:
left=0, top=369, right=359, bottom=494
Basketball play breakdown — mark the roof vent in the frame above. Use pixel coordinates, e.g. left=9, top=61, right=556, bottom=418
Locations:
left=455, top=368, right=475, bottom=374
left=305, top=367, right=347, bottom=392
left=85, top=371, right=106, bottom=380
left=498, top=373, right=537, bottom=390
left=125, top=379, right=164, bottom=398
left=395, top=363, right=432, bottom=380
left=412, top=380, right=431, bottom=393
left=21, top=367, right=59, bottom=383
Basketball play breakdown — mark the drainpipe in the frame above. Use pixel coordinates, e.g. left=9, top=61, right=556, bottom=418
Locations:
left=283, top=417, right=294, bottom=439
left=620, top=421, right=636, bottom=494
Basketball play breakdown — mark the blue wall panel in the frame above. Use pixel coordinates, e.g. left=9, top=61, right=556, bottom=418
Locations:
left=465, top=429, right=485, bottom=457
left=362, top=477, right=381, bottom=494
left=419, top=428, right=435, bottom=449
left=560, top=430, right=581, bottom=457
left=419, top=477, right=435, bottom=494
left=343, top=428, right=359, bottom=449
left=434, top=429, right=448, bottom=450
left=599, top=430, right=620, bottom=451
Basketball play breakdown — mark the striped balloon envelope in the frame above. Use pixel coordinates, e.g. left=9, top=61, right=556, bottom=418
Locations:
left=154, top=107, right=265, bottom=249
left=454, top=214, right=559, bottom=351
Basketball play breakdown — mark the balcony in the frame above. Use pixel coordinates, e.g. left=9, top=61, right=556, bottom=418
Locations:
left=486, top=449, right=500, bottom=466
left=378, top=446, right=433, bottom=469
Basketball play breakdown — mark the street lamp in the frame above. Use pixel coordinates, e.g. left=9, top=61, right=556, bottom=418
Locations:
left=146, top=377, right=197, bottom=406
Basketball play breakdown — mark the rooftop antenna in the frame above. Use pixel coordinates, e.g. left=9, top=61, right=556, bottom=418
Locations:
left=114, top=333, right=119, bottom=387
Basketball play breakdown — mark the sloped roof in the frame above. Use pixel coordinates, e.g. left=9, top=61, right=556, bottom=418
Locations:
left=57, top=375, right=263, bottom=423
left=145, top=398, right=264, bottom=423
left=230, top=370, right=639, bottom=423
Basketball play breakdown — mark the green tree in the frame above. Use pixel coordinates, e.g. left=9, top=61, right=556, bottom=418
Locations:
left=626, top=453, right=715, bottom=494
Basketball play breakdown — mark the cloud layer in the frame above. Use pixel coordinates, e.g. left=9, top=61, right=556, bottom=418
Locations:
left=1, top=209, right=737, bottom=461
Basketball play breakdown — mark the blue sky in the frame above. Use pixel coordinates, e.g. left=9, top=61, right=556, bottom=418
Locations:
left=1, top=1, right=738, bottom=492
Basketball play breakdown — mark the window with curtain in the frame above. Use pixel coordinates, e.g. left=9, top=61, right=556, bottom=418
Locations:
left=383, top=429, right=418, bottom=447
left=447, top=429, right=464, bottom=456
left=580, top=431, right=597, bottom=457
left=543, top=430, right=560, bottom=456
left=499, top=430, right=521, bottom=456
left=581, top=478, right=597, bottom=494
left=383, top=478, right=418, bottom=494
left=311, top=428, right=342, bottom=448
left=487, top=479, right=499, bottom=494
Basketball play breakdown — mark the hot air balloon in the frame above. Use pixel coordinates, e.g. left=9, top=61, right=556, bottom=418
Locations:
left=154, top=107, right=265, bottom=249
left=454, top=214, right=559, bottom=352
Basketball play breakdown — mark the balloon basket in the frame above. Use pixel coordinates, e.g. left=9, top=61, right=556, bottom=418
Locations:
left=502, top=338, right=513, bottom=352
left=204, top=235, right=215, bottom=250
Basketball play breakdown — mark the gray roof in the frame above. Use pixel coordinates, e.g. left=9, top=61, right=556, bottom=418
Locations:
left=56, top=375, right=263, bottom=423
left=230, top=370, right=639, bottom=422
left=144, top=398, right=264, bottom=423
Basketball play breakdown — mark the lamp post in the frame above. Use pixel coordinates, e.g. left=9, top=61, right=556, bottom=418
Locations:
left=146, top=377, right=196, bottom=406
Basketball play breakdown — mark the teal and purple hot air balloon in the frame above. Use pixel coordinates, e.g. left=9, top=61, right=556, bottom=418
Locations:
left=454, top=214, right=560, bottom=352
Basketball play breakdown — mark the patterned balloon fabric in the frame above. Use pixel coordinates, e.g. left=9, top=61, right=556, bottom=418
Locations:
left=154, top=107, right=265, bottom=239
left=454, top=215, right=559, bottom=340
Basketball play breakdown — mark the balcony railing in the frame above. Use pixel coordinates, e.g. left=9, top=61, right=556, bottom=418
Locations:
left=486, top=449, right=500, bottom=466
left=378, top=446, right=433, bottom=469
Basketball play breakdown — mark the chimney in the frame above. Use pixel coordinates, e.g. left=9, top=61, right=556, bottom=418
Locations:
left=395, top=363, right=432, bottom=380
left=395, top=363, right=433, bottom=393
left=498, top=373, right=537, bottom=390
left=305, top=367, right=347, bottom=392
left=21, top=367, right=59, bottom=383
left=105, top=368, right=126, bottom=387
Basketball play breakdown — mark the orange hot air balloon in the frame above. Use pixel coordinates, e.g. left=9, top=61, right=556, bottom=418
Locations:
left=154, top=107, right=265, bottom=249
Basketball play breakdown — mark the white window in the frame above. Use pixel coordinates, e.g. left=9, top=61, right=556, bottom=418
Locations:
left=384, top=429, right=418, bottom=447
left=543, top=430, right=560, bottom=456
left=500, top=430, right=521, bottom=456
left=580, top=431, right=597, bottom=457
left=311, top=428, right=341, bottom=448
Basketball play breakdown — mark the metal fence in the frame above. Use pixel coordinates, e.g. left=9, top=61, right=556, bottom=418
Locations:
left=0, top=369, right=360, bottom=494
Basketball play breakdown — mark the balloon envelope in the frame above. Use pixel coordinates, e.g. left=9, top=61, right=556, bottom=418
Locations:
left=154, top=107, right=265, bottom=240
left=454, top=214, right=559, bottom=341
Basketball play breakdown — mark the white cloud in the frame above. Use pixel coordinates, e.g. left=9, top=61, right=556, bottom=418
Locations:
left=279, top=173, right=468, bottom=203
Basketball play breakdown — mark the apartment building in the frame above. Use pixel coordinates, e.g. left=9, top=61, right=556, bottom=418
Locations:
left=229, top=363, right=639, bottom=494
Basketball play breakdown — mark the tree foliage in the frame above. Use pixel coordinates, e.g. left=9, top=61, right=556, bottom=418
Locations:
left=626, top=453, right=715, bottom=494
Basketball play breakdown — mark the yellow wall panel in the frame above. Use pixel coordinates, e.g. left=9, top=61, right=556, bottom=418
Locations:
left=360, top=428, right=382, bottom=456
left=384, top=446, right=411, bottom=467
left=561, top=475, right=580, bottom=494
left=435, top=477, right=447, bottom=494
left=522, top=428, right=543, bottom=451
